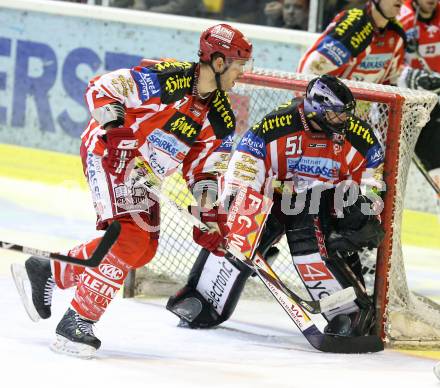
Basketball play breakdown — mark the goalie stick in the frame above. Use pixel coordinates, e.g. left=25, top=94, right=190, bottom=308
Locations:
left=0, top=221, right=121, bottom=268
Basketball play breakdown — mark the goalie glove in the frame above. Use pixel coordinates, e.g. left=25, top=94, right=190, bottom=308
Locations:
left=327, top=195, right=385, bottom=254
left=399, top=67, right=440, bottom=94
left=326, top=217, right=385, bottom=255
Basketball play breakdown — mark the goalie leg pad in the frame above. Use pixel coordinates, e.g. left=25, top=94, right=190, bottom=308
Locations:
left=286, top=212, right=360, bottom=323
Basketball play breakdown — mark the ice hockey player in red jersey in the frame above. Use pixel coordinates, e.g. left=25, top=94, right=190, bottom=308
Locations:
left=11, top=23, right=252, bottom=358
left=297, top=0, right=406, bottom=85
left=167, top=75, right=385, bottom=337
left=398, top=0, right=440, bottom=185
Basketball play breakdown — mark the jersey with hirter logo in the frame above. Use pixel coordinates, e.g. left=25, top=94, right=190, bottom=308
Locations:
left=297, top=6, right=406, bottom=84
left=224, top=99, right=384, bottom=195
left=81, top=61, right=235, bottom=188
left=398, top=1, right=440, bottom=72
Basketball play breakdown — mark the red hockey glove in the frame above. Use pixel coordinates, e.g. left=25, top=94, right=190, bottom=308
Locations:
left=102, top=127, right=139, bottom=183
left=191, top=206, right=229, bottom=256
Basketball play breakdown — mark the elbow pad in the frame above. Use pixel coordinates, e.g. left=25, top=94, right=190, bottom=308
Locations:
left=91, top=102, right=125, bottom=128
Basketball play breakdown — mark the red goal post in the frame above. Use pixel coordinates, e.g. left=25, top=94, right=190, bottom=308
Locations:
left=133, top=61, right=440, bottom=348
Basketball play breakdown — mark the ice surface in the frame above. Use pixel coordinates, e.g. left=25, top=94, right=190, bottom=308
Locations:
left=0, top=177, right=439, bottom=388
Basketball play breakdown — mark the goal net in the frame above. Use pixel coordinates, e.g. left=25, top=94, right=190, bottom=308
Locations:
left=132, top=64, right=440, bottom=349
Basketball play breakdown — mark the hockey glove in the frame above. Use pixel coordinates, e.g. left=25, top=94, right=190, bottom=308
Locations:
left=102, top=127, right=139, bottom=184
left=191, top=206, right=228, bottom=256
left=400, top=67, right=440, bottom=94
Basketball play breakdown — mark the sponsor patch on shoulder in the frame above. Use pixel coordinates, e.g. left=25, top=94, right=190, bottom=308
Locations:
left=366, top=144, right=384, bottom=168
left=216, top=134, right=234, bottom=153
left=317, top=36, right=351, bottom=66
left=236, top=131, right=266, bottom=159
left=131, top=68, right=161, bottom=101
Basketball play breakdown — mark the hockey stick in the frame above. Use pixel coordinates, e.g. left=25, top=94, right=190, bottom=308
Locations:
left=132, top=168, right=383, bottom=352
left=232, top=248, right=356, bottom=315
left=0, top=221, right=121, bottom=268
left=158, top=192, right=383, bottom=352
left=313, top=216, right=375, bottom=308
left=137, top=173, right=355, bottom=315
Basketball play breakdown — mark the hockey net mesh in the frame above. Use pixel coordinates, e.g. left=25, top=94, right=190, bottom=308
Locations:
left=134, top=67, right=440, bottom=348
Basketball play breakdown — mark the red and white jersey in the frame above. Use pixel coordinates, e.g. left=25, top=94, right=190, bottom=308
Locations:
left=398, top=1, right=440, bottom=72
left=298, top=7, right=406, bottom=84
left=224, top=99, right=384, bottom=195
left=81, top=61, right=235, bottom=188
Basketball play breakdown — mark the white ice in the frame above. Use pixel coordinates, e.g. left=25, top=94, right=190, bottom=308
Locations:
left=0, top=177, right=439, bottom=388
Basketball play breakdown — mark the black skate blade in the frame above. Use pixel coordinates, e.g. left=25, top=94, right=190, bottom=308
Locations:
left=306, top=330, right=384, bottom=353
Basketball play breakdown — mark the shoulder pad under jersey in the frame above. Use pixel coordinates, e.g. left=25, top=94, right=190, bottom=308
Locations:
left=327, top=8, right=374, bottom=57
left=251, top=98, right=302, bottom=143
left=207, top=90, right=236, bottom=139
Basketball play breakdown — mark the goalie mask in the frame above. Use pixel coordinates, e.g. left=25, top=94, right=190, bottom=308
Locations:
left=303, top=75, right=356, bottom=140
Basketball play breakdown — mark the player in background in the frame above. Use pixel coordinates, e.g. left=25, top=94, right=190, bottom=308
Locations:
left=297, top=0, right=406, bottom=85
left=167, top=75, right=385, bottom=337
left=397, top=0, right=440, bottom=189
left=11, top=24, right=253, bottom=358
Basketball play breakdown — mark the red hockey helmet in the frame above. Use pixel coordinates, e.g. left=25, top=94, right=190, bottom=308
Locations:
left=199, top=24, right=253, bottom=63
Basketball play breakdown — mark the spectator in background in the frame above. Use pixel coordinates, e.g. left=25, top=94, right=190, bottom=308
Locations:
left=265, top=0, right=309, bottom=29
left=220, top=0, right=269, bottom=24
left=130, top=0, right=268, bottom=24
left=147, top=0, right=202, bottom=16
left=117, top=0, right=202, bottom=15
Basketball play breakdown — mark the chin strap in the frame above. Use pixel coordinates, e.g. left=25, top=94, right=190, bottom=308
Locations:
left=214, top=71, right=222, bottom=90
left=370, top=0, right=394, bottom=21
left=209, top=60, right=230, bottom=91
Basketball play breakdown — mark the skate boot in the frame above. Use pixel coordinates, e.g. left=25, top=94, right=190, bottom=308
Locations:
left=51, top=308, right=101, bottom=359
left=11, top=256, right=56, bottom=322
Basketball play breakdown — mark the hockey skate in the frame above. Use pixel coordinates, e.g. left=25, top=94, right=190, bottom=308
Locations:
left=11, top=256, right=55, bottom=322
left=51, top=308, right=101, bottom=359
